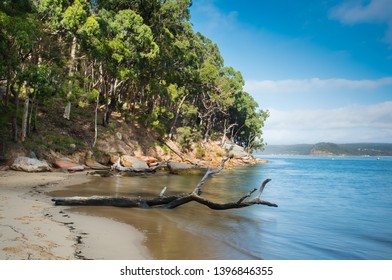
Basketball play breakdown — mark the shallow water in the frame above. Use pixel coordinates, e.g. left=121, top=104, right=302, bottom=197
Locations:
left=50, top=156, right=392, bottom=259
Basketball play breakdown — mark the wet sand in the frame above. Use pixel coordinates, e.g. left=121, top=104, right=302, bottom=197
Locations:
left=49, top=174, right=263, bottom=260
left=0, top=171, right=151, bottom=260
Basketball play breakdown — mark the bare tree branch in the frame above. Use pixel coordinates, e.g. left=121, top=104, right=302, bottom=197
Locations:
left=192, top=157, right=229, bottom=195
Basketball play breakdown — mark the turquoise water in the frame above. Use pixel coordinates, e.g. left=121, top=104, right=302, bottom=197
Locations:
left=55, top=156, right=392, bottom=259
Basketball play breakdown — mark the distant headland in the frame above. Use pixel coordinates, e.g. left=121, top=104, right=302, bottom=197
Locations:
left=257, top=142, right=392, bottom=156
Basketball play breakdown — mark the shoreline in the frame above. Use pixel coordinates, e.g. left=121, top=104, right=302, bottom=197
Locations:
left=0, top=170, right=152, bottom=260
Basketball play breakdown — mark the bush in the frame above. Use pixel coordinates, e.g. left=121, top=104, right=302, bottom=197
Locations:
left=195, top=143, right=206, bottom=159
left=176, top=126, right=192, bottom=149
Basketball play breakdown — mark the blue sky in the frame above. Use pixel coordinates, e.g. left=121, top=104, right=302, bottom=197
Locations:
left=189, top=0, right=392, bottom=144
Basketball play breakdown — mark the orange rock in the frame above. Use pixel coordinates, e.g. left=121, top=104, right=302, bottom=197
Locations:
left=134, top=155, right=158, bottom=165
left=109, top=155, right=120, bottom=164
left=54, top=158, right=84, bottom=171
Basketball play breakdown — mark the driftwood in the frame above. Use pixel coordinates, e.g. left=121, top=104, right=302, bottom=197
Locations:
left=52, top=158, right=277, bottom=210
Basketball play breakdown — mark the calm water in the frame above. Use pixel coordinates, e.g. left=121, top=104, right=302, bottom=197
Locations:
left=51, top=156, right=392, bottom=259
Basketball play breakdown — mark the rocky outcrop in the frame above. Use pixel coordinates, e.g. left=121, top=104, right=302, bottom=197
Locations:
left=84, top=151, right=109, bottom=170
left=10, top=156, right=51, bottom=172
left=134, top=155, right=159, bottom=167
left=223, top=142, right=248, bottom=158
left=120, top=155, right=149, bottom=169
left=167, top=161, right=208, bottom=175
left=54, top=158, right=84, bottom=171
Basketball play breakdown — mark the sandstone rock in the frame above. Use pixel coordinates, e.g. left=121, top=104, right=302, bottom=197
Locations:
left=97, top=139, right=129, bottom=155
left=120, top=155, right=149, bottom=169
left=54, top=158, right=84, bottom=171
left=11, top=156, right=50, bottom=172
left=167, top=161, right=208, bottom=175
left=134, top=155, right=158, bottom=166
left=109, top=155, right=120, bottom=165
left=85, top=153, right=109, bottom=170
left=86, top=160, right=109, bottom=170
left=223, top=142, right=248, bottom=158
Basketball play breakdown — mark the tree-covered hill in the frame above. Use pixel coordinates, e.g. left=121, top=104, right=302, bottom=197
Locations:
left=257, top=142, right=392, bottom=156
left=0, top=0, right=268, bottom=162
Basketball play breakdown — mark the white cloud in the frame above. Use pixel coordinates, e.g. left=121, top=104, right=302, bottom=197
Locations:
left=263, top=102, right=392, bottom=144
left=329, top=0, right=392, bottom=45
left=191, top=0, right=239, bottom=33
left=244, top=77, right=392, bottom=94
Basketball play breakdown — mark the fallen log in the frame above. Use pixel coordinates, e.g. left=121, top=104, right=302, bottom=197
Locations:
left=52, top=158, right=277, bottom=210
left=157, top=137, right=200, bottom=166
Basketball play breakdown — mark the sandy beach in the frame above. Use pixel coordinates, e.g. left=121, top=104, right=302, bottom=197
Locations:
left=0, top=170, right=152, bottom=260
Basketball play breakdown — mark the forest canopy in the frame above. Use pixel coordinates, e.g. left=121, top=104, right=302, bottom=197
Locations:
left=0, top=0, right=268, bottom=151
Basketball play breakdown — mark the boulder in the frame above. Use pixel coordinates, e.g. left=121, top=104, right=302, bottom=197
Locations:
left=86, top=158, right=109, bottom=170
left=54, top=158, right=84, bottom=171
left=85, top=151, right=109, bottom=170
left=11, top=156, right=50, bottom=172
left=109, top=155, right=120, bottom=165
left=167, top=161, right=208, bottom=175
left=134, top=155, right=158, bottom=166
left=120, top=155, right=149, bottom=169
left=223, top=142, right=249, bottom=158
left=97, top=139, right=129, bottom=155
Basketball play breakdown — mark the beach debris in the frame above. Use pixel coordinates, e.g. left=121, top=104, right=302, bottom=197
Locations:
left=159, top=186, right=167, bottom=197
left=257, top=178, right=271, bottom=199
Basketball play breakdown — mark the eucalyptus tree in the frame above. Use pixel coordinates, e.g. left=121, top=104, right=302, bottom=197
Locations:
left=0, top=0, right=40, bottom=142
left=80, top=7, right=158, bottom=127
left=59, top=0, right=89, bottom=119
left=229, top=91, right=269, bottom=151
left=0, top=0, right=269, bottom=151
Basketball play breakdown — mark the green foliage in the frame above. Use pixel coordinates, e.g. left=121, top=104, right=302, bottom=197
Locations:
left=194, top=143, right=206, bottom=159
left=23, top=131, right=85, bottom=154
left=61, top=0, right=88, bottom=34
left=1, top=0, right=269, bottom=151
left=176, top=126, right=192, bottom=149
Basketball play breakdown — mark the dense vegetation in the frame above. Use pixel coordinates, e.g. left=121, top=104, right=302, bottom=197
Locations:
left=0, top=0, right=268, bottom=155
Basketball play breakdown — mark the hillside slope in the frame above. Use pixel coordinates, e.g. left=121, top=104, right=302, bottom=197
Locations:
left=0, top=100, right=260, bottom=169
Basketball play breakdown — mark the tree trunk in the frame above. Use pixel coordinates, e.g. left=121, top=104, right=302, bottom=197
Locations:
left=92, top=90, right=99, bottom=147
left=203, top=115, right=212, bottom=142
left=102, top=81, right=110, bottom=127
left=28, top=89, right=36, bottom=136
left=92, top=63, right=99, bottom=148
left=168, top=93, right=188, bottom=140
left=157, top=138, right=200, bottom=165
left=221, top=121, right=237, bottom=147
left=63, top=36, right=77, bottom=120
left=20, top=87, right=30, bottom=142
left=10, top=84, right=20, bottom=143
